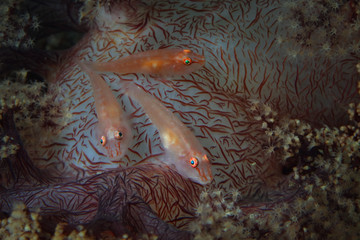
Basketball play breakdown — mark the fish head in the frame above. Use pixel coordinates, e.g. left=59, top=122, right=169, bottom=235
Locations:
left=168, top=150, right=213, bottom=185
left=173, top=49, right=206, bottom=75
left=97, top=123, right=133, bottom=161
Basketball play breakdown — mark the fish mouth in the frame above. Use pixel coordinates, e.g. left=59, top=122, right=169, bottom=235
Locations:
left=192, top=56, right=206, bottom=65
left=194, top=174, right=212, bottom=185
left=195, top=165, right=213, bottom=185
left=105, top=142, right=124, bottom=160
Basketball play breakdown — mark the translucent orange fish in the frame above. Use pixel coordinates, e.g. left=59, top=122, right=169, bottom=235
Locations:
left=125, top=84, right=213, bottom=185
left=79, top=62, right=132, bottom=160
left=85, top=48, right=205, bottom=77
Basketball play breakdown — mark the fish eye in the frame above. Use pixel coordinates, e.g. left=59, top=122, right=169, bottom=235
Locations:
left=100, top=136, right=107, bottom=146
left=189, top=157, right=199, bottom=168
left=183, top=57, right=192, bottom=65
left=114, top=130, right=123, bottom=140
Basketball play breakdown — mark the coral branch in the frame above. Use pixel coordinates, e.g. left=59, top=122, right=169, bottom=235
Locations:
left=0, top=167, right=192, bottom=239
left=0, top=109, right=54, bottom=188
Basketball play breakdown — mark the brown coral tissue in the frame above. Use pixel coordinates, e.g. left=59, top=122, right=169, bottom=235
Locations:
left=1, top=0, right=360, bottom=239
